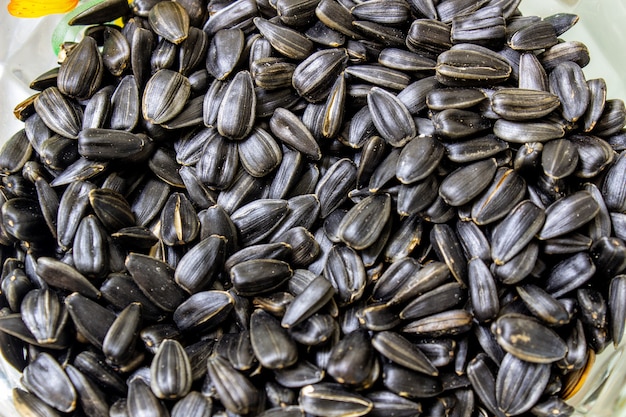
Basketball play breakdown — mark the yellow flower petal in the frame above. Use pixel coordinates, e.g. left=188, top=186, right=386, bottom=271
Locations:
left=8, top=0, right=79, bottom=17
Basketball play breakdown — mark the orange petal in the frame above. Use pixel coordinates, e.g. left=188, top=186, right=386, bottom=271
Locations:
left=8, top=0, right=79, bottom=17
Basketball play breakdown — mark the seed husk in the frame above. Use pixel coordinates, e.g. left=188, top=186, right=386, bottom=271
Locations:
left=471, top=168, right=526, bottom=225
left=251, top=309, right=298, bottom=369
left=172, top=290, right=234, bottom=333
left=127, top=378, right=169, bottom=417
left=436, top=44, right=512, bottom=86
left=34, top=87, right=82, bottom=139
left=142, top=69, right=191, bottom=124
left=207, top=355, right=261, bottom=415
left=549, top=61, right=590, bottom=123
left=538, top=190, right=600, bottom=240
left=372, top=331, right=438, bottom=376
left=292, top=48, right=349, bottom=103
left=150, top=339, right=192, bottom=400
left=493, top=314, right=568, bottom=363
left=36, top=257, right=101, bottom=299
left=299, top=383, right=373, bottom=417
left=57, top=36, right=103, bottom=100
left=175, top=235, right=227, bottom=294
left=270, top=107, right=322, bottom=160
left=231, top=259, right=293, bottom=296
left=495, top=353, right=551, bottom=415
left=22, top=353, right=77, bottom=413
left=217, top=71, right=256, bottom=140
left=439, top=158, right=498, bottom=207
left=491, top=88, right=560, bottom=120
left=382, top=362, right=443, bottom=399
left=20, top=288, right=68, bottom=346
left=125, top=253, right=187, bottom=312
left=148, top=1, right=189, bottom=44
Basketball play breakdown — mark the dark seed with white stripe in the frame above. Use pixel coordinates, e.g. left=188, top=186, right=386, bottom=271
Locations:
left=491, top=200, right=545, bottom=265
left=22, top=353, right=77, bottom=413
left=372, top=331, right=438, bottom=376
left=142, top=70, right=191, bottom=124
left=468, top=258, right=499, bottom=322
left=549, top=61, right=590, bottom=123
left=382, top=362, right=443, bottom=399
left=126, top=253, right=186, bottom=312
left=324, top=245, right=367, bottom=306
left=206, top=28, right=244, bottom=80
left=439, top=158, right=497, bottom=207
left=491, top=88, right=560, bottom=120
left=299, top=382, right=372, bottom=417
left=471, top=168, right=526, bottom=225
left=231, top=259, right=293, bottom=296
left=516, top=284, right=570, bottom=326
left=495, top=353, right=550, bottom=415
left=150, top=339, right=192, bottom=400
left=436, top=44, right=511, bottom=86
left=148, top=1, right=189, bottom=44
left=538, top=190, right=600, bottom=240
left=602, top=150, right=626, bottom=212
left=396, top=136, right=444, bottom=184
left=58, top=36, right=103, bottom=100
left=292, top=48, right=349, bottom=103
left=217, top=71, right=256, bottom=140
left=434, top=109, right=491, bottom=140
left=493, top=314, right=568, bottom=363
left=270, top=108, right=322, bottom=160
left=251, top=309, right=298, bottom=369
left=34, top=87, right=82, bottom=139
left=173, top=290, right=234, bottom=333
left=175, top=235, right=227, bottom=294
left=254, top=17, right=314, bottom=60
left=207, top=355, right=260, bottom=415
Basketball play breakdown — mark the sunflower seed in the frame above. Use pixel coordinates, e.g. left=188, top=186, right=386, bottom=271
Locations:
left=207, top=355, right=261, bottom=415
left=276, top=0, right=318, bottom=26
left=549, top=61, right=590, bottom=123
left=315, top=0, right=361, bottom=39
left=142, top=70, right=191, bottom=125
left=148, top=1, right=189, bottom=44
left=127, top=377, right=169, bottom=417
left=401, top=309, right=473, bottom=337
left=175, top=235, right=227, bottom=294
left=436, top=44, right=511, bottom=86
left=36, top=257, right=100, bottom=299
left=22, top=352, right=77, bottom=413
left=494, top=314, right=568, bottom=363
left=581, top=78, right=608, bottom=132
left=254, top=17, right=314, bottom=60
left=58, top=36, right=103, bottom=100
left=171, top=391, right=213, bottom=417
left=34, top=87, right=82, bottom=139
left=217, top=70, right=256, bottom=140
left=125, top=253, right=187, bottom=312
left=471, top=168, right=526, bottom=225
left=439, top=158, right=498, bottom=207
left=270, top=108, right=322, bottom=160
left=602, top=150, right=626, bottom=212
left=196, top=130, right=239, bottom=190
left=250, top=309, right=298, bottom=369
left=315, top=158, right=357, bottom=217
left=324, top=245, right=366, bottom=306
left=538, top=190, right=600, bottom=240
left=292, top=48, right=349, bottom=102
left=495, top=353, right=550, bottom=415
left=299, top=383, right=373, bottom=417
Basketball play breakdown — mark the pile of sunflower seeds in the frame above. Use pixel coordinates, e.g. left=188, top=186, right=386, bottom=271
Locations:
left=1, top=0, right=626, bottom=415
